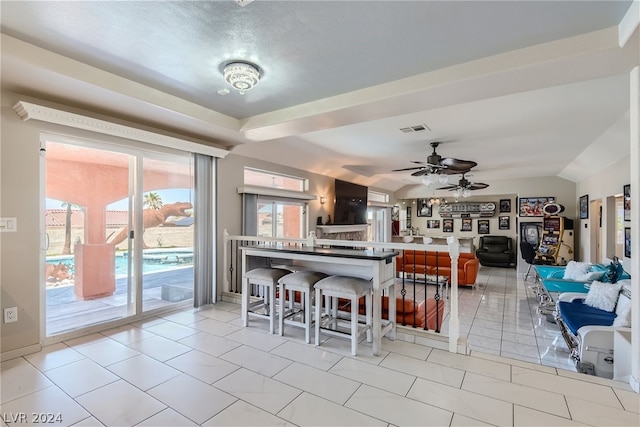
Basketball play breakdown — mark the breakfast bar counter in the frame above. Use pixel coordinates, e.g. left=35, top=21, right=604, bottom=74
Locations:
left=240, top=244, right=399, bottom=356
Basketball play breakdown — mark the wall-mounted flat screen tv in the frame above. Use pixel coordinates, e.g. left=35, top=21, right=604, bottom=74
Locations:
left=333, top=179, right=368, bottom=225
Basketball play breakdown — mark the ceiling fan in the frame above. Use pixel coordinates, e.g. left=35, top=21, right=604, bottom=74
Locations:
left=438, top=172, right=489, bottom=197
left=392, top=142, right=477, bottom=178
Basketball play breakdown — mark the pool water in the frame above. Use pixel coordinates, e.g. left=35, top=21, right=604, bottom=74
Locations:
left=47, top=248, right=194, bottom=277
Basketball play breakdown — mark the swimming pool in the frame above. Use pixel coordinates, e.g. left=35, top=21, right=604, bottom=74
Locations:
left=47, top=248, right=194, bottom=277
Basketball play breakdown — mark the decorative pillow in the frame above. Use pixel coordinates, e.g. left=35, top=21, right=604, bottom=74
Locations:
left=563, top=261, right=591, bottom=281
left=613, top=292, right=632, bottom=327
left=601, top=258, right=625, bottom=284
left=575, top=271, right=605, bottom=282
left=584, top=281, right=622, bottom=312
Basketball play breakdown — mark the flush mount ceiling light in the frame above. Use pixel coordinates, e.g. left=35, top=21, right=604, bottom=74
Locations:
left=222, top=61, right=261, bottom=94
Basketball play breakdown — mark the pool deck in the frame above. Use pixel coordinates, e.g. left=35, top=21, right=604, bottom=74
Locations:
left=46, top=267, right=193, bottom=336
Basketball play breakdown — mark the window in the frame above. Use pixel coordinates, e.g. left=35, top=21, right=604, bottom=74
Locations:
left=244, top=167, right=307, bottom=191
left=368, top=190, right=389, bottom=204
left=258, top=197, right=307, bottom=238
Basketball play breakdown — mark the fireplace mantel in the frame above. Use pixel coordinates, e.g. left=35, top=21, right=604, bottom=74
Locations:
left=316, top=224, right=369, bottom=241
left=316, top=225, right=368, bottom=233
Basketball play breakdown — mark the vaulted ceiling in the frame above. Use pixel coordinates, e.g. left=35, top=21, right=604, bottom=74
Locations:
left=1, top=0, right=638, bottom=193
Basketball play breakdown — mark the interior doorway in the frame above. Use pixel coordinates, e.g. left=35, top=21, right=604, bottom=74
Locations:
left=589, top=199, right=602, bottom=264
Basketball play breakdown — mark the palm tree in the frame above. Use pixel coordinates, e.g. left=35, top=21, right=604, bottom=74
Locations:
left=144, top=192, right=163, bottom=210
left=60, top=202, right=83, bottom=255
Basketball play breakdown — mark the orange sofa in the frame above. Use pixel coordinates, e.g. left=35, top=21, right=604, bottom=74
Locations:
left=353, top=296, right=445, bottom=331
left=395, top=251, right=479, bottom=287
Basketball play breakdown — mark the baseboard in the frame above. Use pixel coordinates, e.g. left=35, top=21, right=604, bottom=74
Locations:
left=1, top=343, right=42, bottom=362
left=221, top=291, right=243, bottom=305
left=395, top=324, right=468, bottom=354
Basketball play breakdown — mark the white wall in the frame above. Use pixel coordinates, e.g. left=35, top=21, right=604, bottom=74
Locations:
left=576, top=155, right=631, bottom=270
left=0, top=100, right=43, bottom=354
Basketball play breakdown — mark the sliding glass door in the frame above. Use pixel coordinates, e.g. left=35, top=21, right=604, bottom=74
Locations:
left=140, top=154, right=194, bottom=311
left=44, top=138, right=194, bottom=336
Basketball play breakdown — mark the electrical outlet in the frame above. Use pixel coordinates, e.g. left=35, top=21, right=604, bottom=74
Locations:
left=4, top=307, right=17, bottom=323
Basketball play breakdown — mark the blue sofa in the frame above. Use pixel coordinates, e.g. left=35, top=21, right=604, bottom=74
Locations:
left=533, top=262, right=630, bottom=312
left=555, top=281, right=631, bottom=379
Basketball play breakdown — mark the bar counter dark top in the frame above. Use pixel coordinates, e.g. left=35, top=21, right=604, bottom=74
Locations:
left=241, top=244, right=398, bottom=262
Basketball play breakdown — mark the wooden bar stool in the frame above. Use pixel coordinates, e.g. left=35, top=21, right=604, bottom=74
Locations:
left=242, top=267, right=291, bottom=334
left=277, top=271, right=328, bottom=343
left=314, top=275, right=372, bottom=356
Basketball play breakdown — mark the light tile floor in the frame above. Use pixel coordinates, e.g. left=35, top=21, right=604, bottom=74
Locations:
left=447, top=265, right=579, bottom=371
left=2, top=267, right=638, bottom=426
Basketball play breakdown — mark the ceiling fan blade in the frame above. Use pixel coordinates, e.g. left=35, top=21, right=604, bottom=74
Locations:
left=426, top=163, right=446, bottom=170
left=392, top=166, right=425, bottom=172
left=411, top=169, right=429, bottom=177
left=468, top=183, right=489, bottom=190
left=440, top=157, right=477, bottom=171
left=437, top=184, right=458, bottom=190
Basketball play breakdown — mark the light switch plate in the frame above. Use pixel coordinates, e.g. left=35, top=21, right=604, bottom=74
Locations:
left=0, top=217, right=17, bottom=232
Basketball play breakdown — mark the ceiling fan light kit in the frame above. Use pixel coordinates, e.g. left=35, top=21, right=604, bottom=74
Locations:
left=421, top=172, right=449, bottom=187
left=428, top=196, right=444, bottom=205
left=422, top=174, right=438, bottom=185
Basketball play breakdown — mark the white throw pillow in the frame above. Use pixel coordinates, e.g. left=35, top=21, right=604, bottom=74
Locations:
left=563, top=261, right=592, bottom=281
left=613, top=294, right=632, bottom=327
left=584, top=281, right=622, bottom=312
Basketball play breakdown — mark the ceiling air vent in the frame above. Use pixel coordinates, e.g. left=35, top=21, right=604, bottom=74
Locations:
left=399, top=123, right=431, bottom=133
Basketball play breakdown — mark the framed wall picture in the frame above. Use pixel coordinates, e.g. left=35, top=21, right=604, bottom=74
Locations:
left=427, top=220, right=440, bottom=229
left=477, top=219, right=490, bottom=234
left=499, top=199, right=511, bottom=213
left=579, top=194, right=589, bottom=219
left=498, top=215, right=510, bottom=230
left=443, top=218, right=453, bottom=233
left=624, top=227, right=631, bottom=258
left=461, top=218, right=472, bottom=232
left=518, top=196, right=555, bottom=217
left=624, top=184, right=630, bottom=221
left=417, top=198, right=432, bottom=217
